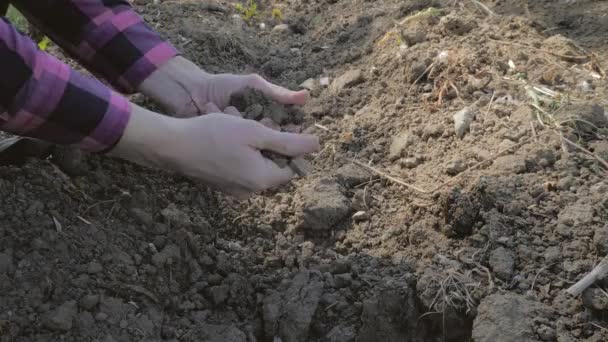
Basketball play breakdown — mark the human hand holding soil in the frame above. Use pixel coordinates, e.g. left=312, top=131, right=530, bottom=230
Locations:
left=109, top=104, right=320, bottom=197
left=138, top=56, right=308, bottom=117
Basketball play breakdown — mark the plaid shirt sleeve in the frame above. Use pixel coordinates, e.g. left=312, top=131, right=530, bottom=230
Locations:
left=0, top=17, right=130, bottom=153
left=12, top=0, right=179, bottom=94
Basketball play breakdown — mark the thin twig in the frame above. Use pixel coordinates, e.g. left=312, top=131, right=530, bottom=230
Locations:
left=351, top=160, right=431, bottom=194
left=470, top=0, right=496, bottom=16
left=561, top=135, right=608, bottom=170
left=567, top=255, right=608, bottom=296
left=489, top=38, right=589, bottom=61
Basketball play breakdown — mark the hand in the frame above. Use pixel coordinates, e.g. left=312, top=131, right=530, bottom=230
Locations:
left=110, top=104, right=320, bottom=197
left=138, top=56, right=308, bottom=117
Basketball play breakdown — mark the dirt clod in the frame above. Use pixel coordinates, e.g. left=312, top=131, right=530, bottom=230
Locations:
left=296, top=178, right=351, bottom=231
left=472, top=293, right=553, bottom=342
left=442, top=188, right=481, bottom=237
left=330, top=69, right=364, bottom=94
left=263, top=271, right=323, bottom=341
left=489, top=247, right=515, bottom=281
left=43, top=300, right=77, bottom=332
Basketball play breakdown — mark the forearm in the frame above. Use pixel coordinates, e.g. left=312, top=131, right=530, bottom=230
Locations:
left=12, top=0, right=179, bottom=94
left=0, top=17, right=129, bottom=152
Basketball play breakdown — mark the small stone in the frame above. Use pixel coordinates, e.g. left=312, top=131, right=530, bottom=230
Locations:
left=330, top=69, right=364, bottom=94
left=400, top=157, right=422, bottom=169
left=388, top=131, right=415, bottom=161
left=289, top=157, right=313, bottom=177
left=489, top=247, right=515, bottom=281
left=272, top=24, right=290, bottom=33
left=453, top=106, right=477, bottom=138
left=319, top=77, right=330, bottom=87
left=299, top=78, right=317, bottom=91
left=296, top=178, right=351, bottom=231
left=80, top=294, right=100, bottom=311
left=43, top=301, right=77, bottom=332
left=352, top=189, right=372, bottom=211
left=445, top=159, right=466, bottom=175
left=352, top=211, right=369, bottom=222
left=335, top=163, right=372, bottom=187
left=209, top=285, right=230, bottom=305
left=577, top=80, right=593, bottom=93
left=334, top=274, right=352, bottom=289
left=87, top=262, right=103, bottom=274
left=119, top=319, right=128, bottom=329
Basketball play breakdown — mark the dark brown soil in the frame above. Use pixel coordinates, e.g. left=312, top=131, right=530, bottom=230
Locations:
left=2, top=1, right=608, bottom=341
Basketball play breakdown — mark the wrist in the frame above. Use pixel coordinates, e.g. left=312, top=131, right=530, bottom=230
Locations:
left=108, top=103, right=179, bottom=169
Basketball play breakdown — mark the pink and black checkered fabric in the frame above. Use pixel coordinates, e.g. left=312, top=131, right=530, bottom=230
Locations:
left=0, top=1, right=179, bottom=152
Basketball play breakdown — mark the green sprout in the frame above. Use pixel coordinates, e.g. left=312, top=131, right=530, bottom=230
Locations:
left=271, top=8, right=283, bottom=21
left=235, top=0, right=258, bottom=21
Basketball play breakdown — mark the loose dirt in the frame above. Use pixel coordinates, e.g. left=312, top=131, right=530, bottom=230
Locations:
left=2, top=0, right=608, bottom=341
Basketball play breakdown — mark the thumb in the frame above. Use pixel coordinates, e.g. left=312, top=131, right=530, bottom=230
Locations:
left=247, top=75, right=309, bottom=106
left=255, top=129, right=320, bottom=157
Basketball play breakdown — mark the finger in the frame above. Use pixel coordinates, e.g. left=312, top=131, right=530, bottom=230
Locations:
left=223, top=106, right=242, bottom=117
left=203, top=102, right=221, bottom=114
left=253, top=128, right=320, bottom=157
left=247, top=75, right=309, bottom=106
left=254, top=156, right=296, bottom=190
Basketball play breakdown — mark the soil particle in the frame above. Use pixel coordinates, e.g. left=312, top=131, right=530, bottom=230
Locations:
left=582, top=288, right=608, bottom=311
left=152, top=244, right=181, bottom=267
left=43, top=300, right=77, bottom=332
left=161, top=204, right=192, bottom=227
left=80, top=294, right=100, bottom=311
left=335, top=163, right=372, bottom=188
left=352, top=211, right=370, bottom=222
left=208, top=284, right=230, bottom=305
left=472, top=293, right=553, bottom=342
left=445, top=159, right=467, bottom=175
left=334, top=273, right=353, bottom=288
left=594, top=224, right=608, bottom=255
left=87, top=261, right=103, bottom=274
left=262, top=271, right=323, bottom=341
left=296, top=178, right=351, bottom=231
left=330, top=69, right=364, bottom=94
left=489, top=247, right=515, bottom=281
left=442, top=188, right=481, bottom=237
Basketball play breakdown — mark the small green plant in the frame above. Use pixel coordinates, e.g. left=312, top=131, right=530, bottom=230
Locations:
left=271, top=8, right=283, bottom=21
left=6, top=5, right=28, bottom=32
left=6, top=6, right=51, bottom=51
left=235, top=0, right=258, bottom=21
